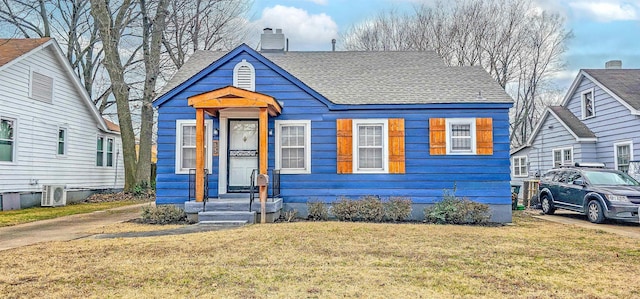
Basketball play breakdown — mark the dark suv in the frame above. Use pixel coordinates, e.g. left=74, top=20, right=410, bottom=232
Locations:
left=539, top=163, right=640, bottom=223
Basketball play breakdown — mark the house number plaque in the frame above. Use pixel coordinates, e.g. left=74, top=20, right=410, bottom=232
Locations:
left=212, top=140, right=219, bottom=157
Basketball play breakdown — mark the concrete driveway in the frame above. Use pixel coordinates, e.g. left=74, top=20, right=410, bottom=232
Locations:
left=533, top=210, right=640, bottom=239
left=0, top=203, right=146, bottom=251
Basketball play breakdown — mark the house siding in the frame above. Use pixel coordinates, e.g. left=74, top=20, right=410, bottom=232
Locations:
left=566, top=76, right=640, bottom=168
left=156, top=53, right=512, bottom=216
left=0, top=45, right=124, bottom=194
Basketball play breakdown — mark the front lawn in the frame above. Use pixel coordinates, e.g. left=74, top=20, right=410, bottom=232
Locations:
left=1, top=212, right=639, bottom=298
left=0, top=200, right=143, bottom=227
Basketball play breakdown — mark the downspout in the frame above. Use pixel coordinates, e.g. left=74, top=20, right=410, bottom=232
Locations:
left=113, top=147, right=120, bottom=189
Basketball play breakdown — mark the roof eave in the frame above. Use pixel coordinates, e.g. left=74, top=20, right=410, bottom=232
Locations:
left=0, top=38, right=53, bottom=73
left=569, top=70, right=640, bottom=115
left=576, top=137, right=597, bottom=142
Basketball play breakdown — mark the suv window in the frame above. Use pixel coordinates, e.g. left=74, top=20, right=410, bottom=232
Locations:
left=566, top=171, right=582, bottom=184
left=557, top=171, right=570, bottom=183
left=542, top=170, right=558, bottom=182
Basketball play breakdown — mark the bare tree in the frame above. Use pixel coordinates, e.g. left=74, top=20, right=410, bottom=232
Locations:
left=0, top=0, right=110, bottom=111
left=509, top=12, right=569, bottom=145
left=161, top=0, right=251, bottom=70
left=342, top=9, right=413, bottom=51
left=341, top=0, right=572, bottom=147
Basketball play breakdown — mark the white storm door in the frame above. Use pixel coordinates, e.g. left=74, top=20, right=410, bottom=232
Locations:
left=227, top=120, right=259, bottom=192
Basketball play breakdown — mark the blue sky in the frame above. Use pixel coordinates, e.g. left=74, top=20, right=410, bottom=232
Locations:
left=248, top=0, right=640, bottom=90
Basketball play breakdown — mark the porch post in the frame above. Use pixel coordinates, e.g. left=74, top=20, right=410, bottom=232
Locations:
left=195, top=108, right=205, bottom=202
left=259, top=107, right=268, bottom=223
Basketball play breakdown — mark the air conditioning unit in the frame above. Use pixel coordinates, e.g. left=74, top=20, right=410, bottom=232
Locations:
left=41, top=185, right=67, bottom=207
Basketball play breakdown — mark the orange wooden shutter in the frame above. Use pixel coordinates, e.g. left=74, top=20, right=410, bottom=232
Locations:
left=388, top=118, right=405, bottom=174
left=336, top=119, right=353, bottom=173
left=429, top=118, right=446, bottom=155
left=476, top=118, right=493, bottom=155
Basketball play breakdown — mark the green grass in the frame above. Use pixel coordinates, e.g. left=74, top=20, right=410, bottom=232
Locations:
left=1, top=211, right=639, bottom=298
left=0, top=201, right=142, bottom=227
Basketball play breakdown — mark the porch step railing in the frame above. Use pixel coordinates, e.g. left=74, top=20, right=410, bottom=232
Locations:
left=270, top=169, right=281, bottom=198
left=249, top=169, right=258, bottom=211
left=188, top=168, right=209, bottom=201
left=248, top=168, right=281, bottom=211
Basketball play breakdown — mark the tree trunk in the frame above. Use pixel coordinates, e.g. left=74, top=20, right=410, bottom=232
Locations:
left=90, top=0, right=137, bottom=192
left=136, top=0, right=170, bottom=187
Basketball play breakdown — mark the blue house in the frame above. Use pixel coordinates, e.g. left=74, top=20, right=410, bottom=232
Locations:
left=154, top=29, right=514, bottom=223
left=510, top=60, right=640, bottom=201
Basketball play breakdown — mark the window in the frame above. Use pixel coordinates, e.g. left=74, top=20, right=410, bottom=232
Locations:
left=353, top=119, right=388, bottom=173
left=31, top=71, right=53, bottom=102
left=552, top=147, right=573, bottom=167
left=106, top=138, right=114, bottom=167
left=614, top=141, right=633, bottom=173
left=233, top=59, right=255, bottom=91
left=57, top=128, right=67, bottom=156
left=581, top=89, right=595, bottom=119
left=275, top=120, right=311, bottom=174
left=513, top=156, right=528, bottom=177
left=175, top=119, right=213, bottom=174
left=446, top=118, right=476, bottom=154
left=0, top=117, right=15, bottom=162
left=96, top=136, right=104, bottom=166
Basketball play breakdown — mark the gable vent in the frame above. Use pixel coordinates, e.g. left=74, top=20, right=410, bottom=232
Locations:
left=233, top=59, right=255, bottom=91
left=31, top=71, right=53, bottom=102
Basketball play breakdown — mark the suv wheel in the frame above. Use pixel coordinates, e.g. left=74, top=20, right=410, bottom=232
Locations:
left=587, top=200, right=605, bottom=224
left=541, top=194, right=555, bottom=215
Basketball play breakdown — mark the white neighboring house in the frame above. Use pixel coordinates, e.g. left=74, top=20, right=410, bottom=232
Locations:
left=0, top=38, right=124, bottom=209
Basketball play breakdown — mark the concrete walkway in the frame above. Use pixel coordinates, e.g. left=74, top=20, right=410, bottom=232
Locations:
left=0, top=203, right=245, bottom=252
left=533, top=210, right=640, bottom=239
left=0, top=203, right=147, bottom=251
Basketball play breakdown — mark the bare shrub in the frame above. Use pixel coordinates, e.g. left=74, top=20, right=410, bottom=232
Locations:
left=307, top=200, right=329, bottom=221
left=330, top=197, right=359, bottom=221
left=384, top=197, right=412, bottom=221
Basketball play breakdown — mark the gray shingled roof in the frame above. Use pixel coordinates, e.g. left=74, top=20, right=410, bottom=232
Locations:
left=584, top=69, right=640, bottom=111
left=548, top=106, right=596, bottom=139
left=157, top=50, right=513, bottom=105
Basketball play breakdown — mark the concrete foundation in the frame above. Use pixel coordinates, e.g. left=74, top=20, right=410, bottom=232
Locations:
left=0, top=188, right=123, bottom=210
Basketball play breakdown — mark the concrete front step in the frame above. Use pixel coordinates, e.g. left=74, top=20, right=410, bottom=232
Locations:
left=198, top=211, right=256, bottom=224
left=198, top=220, right=249, bottom=227
left=185, top=198, right=283, bottom=213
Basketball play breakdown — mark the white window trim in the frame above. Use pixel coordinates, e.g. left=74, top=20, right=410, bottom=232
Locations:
left=106, top=137, right=115, bottom=167
left=581, top=88, right=595, bottom=120
left=233, top=59, right=255, bottom=91
left=614, top=141, right=634, bottom=171
left=445, top=118, right=476, bottom=155
left=29, top=67, right=55, bottom=103
left=0, top=116, right=17, bottom=164
left=275, top=120, right=311, bottom=174
left=96, top=135, right=105, bottom=167
left=513, top=156, right=528, bottom=178
left=56, top=126, right=68, bottom=158
left=175, top=119, right=213, bottom=175
left=352, top=119, right=389, bottom=174
left=552, top=146, right=573, bottom=167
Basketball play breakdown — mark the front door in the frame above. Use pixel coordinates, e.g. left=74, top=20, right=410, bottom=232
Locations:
left=227, top=119, right=258, bottom=192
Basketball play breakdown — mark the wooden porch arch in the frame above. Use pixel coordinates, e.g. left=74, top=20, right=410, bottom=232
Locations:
left=187, top=86, right=282, bottom=207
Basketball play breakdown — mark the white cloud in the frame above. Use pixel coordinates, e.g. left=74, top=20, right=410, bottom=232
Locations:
left=251, top=5, right=338, bottom=51
left=568, top=1, right=639, bottom=22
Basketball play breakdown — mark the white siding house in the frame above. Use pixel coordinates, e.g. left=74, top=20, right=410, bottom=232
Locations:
left=510, top=61, right=640, bottom=201
left=0, top=38, right=124, bottom=209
